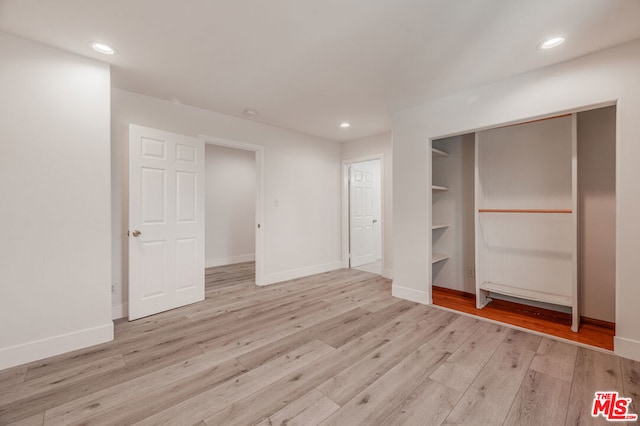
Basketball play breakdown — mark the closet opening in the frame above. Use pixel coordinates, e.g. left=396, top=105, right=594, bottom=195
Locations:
left=429, top=105, right=616, bottom=350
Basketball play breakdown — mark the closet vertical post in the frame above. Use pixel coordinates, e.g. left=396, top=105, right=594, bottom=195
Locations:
left=427, top=139, right=433, bottom=303
left=571, top=114, right=579, bottom=332
left=474, top=133, right=489, bottom=308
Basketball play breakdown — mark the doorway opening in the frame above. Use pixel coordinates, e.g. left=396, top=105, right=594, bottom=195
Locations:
left=343, top=157, right=383, bottom=275
left=204, top=144, right=257, bottom=288
left=200, top=134, right=265, bottom=287
left=127, top=127, right=265, bottom=321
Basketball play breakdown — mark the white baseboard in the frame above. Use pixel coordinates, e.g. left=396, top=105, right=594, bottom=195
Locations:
left=615, top=336, right=640, bottom=362
left=382, top=268, right=393, bottom=279
left=392, top=284, right=430, bottom=305
left=205, top=253, right=255, bottom=268
left=112, top=303, right=129, bottom=320
left=262, top=261, right=342, bottom=286
left=0, top=323, right=114, bottom=370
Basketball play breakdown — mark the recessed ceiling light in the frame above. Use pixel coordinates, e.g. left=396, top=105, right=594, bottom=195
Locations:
left=340, top=122, right=351, bottom=128
left=539, top=36, right=565, bottom=50
left=90, top=41, right=117, bottom=55
left=244, top=109, right=258, bottom=117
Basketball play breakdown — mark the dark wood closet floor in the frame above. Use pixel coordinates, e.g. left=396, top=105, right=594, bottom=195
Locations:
left=432, top=286, right=614, bottom=351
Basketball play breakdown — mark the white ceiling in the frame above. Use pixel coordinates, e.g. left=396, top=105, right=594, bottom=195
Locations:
left=2, top=1, right=640, bottom=142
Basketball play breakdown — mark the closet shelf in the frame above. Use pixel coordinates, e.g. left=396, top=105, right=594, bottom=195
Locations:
left=432, top=185, right=449, bottom=191
left=478, top=209, right=572, bottom=214
left=432, top=147, right=449, bottom=158
left=432, top=253, right=449, bottom=264
left=479, top=281, right=573, bottom=307
left=432, top=224, right=450, bottom=230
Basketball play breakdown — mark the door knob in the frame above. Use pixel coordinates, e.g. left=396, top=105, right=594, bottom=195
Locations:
left=132, top=230, right=142, bottom=237
left=372, top=219, right=378, bottom=223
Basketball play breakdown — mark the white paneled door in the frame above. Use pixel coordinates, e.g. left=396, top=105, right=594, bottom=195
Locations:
left=349, top=160, right=380, bottom=267
left=129, top=125, right=205, bottom=320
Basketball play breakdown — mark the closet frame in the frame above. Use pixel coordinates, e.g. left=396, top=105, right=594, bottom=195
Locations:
left=430, top=114, right=579, bottom=332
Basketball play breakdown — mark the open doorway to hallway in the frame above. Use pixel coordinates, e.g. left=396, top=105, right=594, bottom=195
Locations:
left=347, top=158, right=382, bottom=275
left=204, top=144, right=257, bottom=287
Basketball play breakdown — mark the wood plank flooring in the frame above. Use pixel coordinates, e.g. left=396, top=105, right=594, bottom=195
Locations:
left=1, top=263, right=638, bottom=425
left=432, top=285, right=615, bottom=351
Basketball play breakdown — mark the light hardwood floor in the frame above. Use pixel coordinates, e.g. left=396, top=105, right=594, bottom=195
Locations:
left=432, top=286, right=615, bottom=350
left=1, top=263, right=638, bottom=425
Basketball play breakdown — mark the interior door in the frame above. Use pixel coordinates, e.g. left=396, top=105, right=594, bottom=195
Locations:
left=349, top=160, right=378, bottom=267
left=129, top=124, right=205, bottom=320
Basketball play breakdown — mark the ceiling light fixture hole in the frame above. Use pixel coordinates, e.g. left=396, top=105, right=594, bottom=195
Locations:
left=90, top=41, right=117, bottom=55
left=539, top=36, right=565, bottom=50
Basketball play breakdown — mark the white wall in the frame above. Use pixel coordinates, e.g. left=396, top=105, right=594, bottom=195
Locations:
left=205, top=144, right=256, bottom=267
left=112, top=89, right=342, bottom=317
left=342, top=132, right=393, bottom=278
left=392, top=38, right=640, bottom=361
left=0, top=33, right=113, bottom=369
left=577, top=106, right=616, bottom=323
left=476, top=116, right=574, bottom=310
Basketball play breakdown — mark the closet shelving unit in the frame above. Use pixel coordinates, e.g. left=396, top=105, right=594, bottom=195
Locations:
left=432, top=253, right=449, bottom=264
left=432, top=147, right=449, bottom=158
left=428, top=111, right=617, bottom=334
left=431, top=146, right=450, bottom=265
left=474, top=114, right=579, bottom=332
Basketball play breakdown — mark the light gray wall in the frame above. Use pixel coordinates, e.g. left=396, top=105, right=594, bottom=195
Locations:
left=205, top=144, right=256, bottom=267
left=0, top=33, right=112, bottom=369
left=578, top=106, right=616, bottom=323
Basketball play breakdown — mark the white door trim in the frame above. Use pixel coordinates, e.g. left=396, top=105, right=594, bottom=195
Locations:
left=342, top=154, right=385, bottom=275
left=198, top=134, right=265, bottom=286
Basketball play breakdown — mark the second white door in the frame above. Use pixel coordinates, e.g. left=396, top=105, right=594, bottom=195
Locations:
left=349, top=159, right=381, bottom=267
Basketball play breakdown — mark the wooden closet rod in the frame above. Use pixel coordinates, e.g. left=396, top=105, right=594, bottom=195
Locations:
left=478, top=209, right=572, bottom=214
